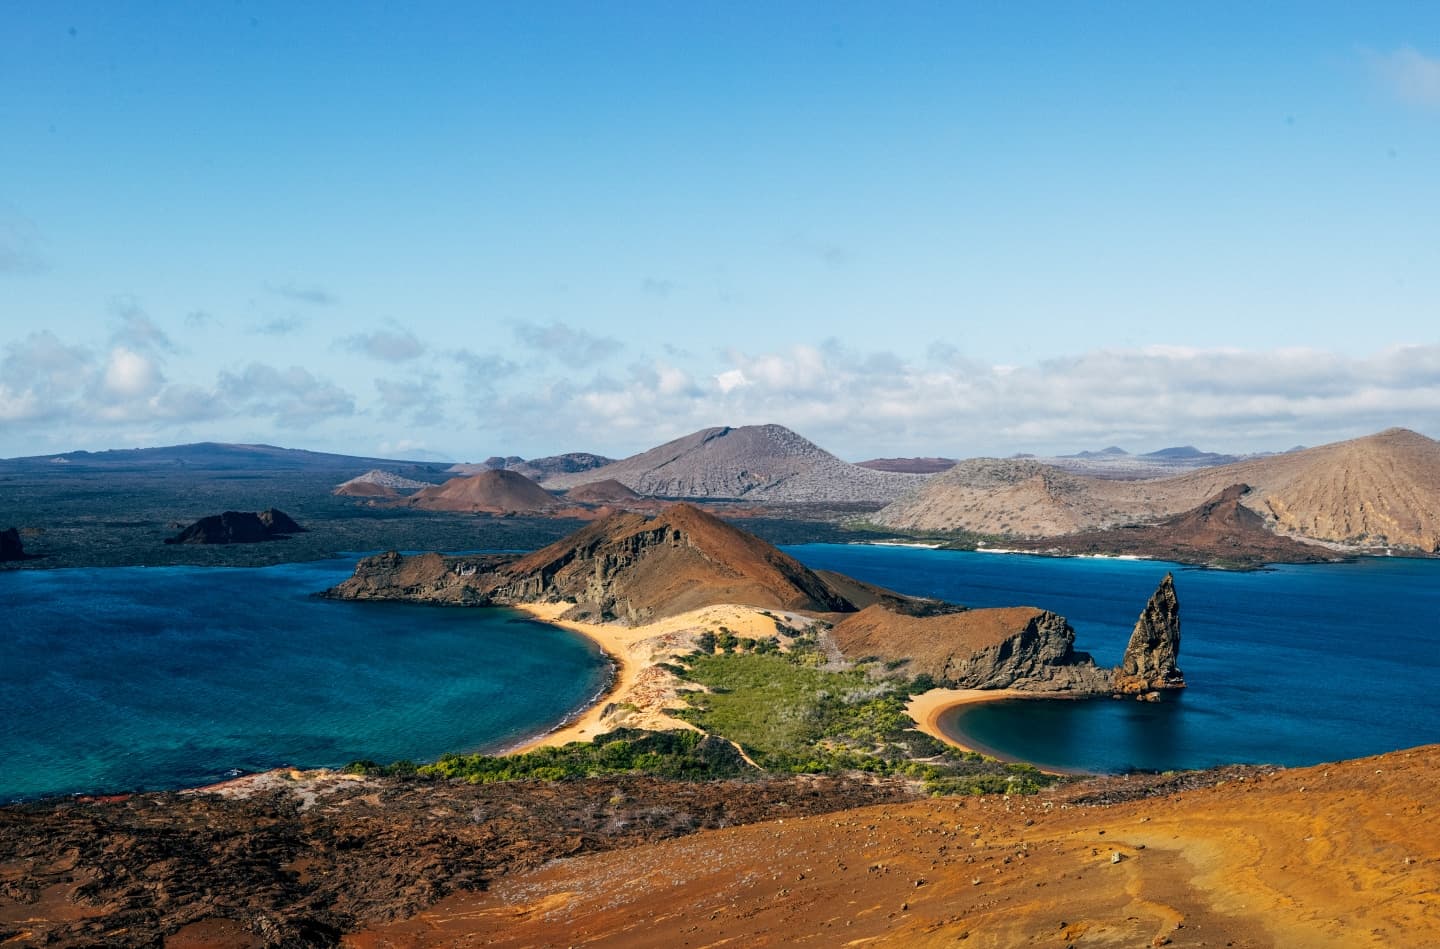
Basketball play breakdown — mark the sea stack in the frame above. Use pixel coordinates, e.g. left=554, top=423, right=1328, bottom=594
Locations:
left=1112, top=572, right=1185, bottom=699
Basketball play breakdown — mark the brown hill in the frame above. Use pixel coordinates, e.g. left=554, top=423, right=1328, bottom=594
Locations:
left=1007, top=484, right=1346, bottom=566
left=487, top=503, right=856, bottom=622
left=542, top=424, right=928, bottom=503
left=876, top=428, right=1440, bottom=551
left=326, top=504, right=956, bottom=624
left=832, top=604, right=1109, bottom=692
left=333, top=480, right=399, bottom=499
left=407, top=469, right=561, bottom=514
left=565, top=478, right=641, bottom=503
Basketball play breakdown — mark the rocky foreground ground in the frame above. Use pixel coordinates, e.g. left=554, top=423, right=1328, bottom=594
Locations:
left=0, top=771, right=911, bottom=947
left=4, top=747, right=1436, bottom=946
left=352, top=746, right=1440, bottom=948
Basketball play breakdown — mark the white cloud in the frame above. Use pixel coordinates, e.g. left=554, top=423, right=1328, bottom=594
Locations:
left=340, top=327, right=426, bottom=362
left=1371, top=46, right=1440, bottom=110
left=463, top=342, right=1440, bottom=458
left=101, top=346, right=163, bottom=399
left=218, top=363, right=356, bottom=427
left=512, top=320, right=622, bottom=366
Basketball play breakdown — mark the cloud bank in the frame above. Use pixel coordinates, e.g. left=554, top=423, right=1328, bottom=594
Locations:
left=3, top=316, right=1438, bottom=459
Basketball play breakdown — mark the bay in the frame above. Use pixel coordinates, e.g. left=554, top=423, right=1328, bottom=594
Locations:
left=0, top=558, right=610, bottom=801
left=784, top=544, right=1440, bottom=773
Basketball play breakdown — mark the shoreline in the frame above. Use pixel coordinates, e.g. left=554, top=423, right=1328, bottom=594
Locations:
left=501, top=602, right=640, bottom=754
left=907, top=688, right=1094, bottom=776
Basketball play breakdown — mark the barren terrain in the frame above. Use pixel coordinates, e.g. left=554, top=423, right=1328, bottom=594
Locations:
left=351, top=745, right=1440, bottom=948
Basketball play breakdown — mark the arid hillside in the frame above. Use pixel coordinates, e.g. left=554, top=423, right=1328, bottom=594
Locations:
left=352, top=745, right=1440, bottom=948
left=405, top=469, right=562, bottom=514
left=543, top=424, right=928, bottom=503
left=875, top=428, right=1440, bottom=551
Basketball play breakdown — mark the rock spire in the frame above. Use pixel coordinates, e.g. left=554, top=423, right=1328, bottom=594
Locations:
left=1112, top=573, right=1185, bottom=698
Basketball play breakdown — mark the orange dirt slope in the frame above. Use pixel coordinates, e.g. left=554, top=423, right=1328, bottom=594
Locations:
left=349, top=745, right=1440, bottom=948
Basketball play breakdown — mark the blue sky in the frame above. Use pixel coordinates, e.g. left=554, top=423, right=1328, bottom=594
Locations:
left=2, top=2, right=1438, bottom=461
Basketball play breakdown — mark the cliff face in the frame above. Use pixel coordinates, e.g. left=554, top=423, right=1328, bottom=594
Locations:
left=1112, top=573, right=1185, bottom=696
left=831, top=605, right=1111, bottom=692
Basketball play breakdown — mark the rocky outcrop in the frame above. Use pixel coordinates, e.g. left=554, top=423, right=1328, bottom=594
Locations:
left=1, top=527, right=31, bottom=561
left=165, top=509, right=306, bottom=545
left=1112, top=573, right=1185, bottom=697
left=832, top=605, right=1111, bottom=692
left=323, top=551, right=517, bottom=605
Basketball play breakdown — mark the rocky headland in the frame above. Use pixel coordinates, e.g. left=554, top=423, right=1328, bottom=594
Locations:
left=327, top=504, right=1184, bottom=700
left=165, top=509, right=306, bottom=545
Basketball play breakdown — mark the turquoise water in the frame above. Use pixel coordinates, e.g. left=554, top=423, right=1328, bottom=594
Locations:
left=0, top=558, right=610, bottom=801
left=784, top=545, right=1440, bottom=773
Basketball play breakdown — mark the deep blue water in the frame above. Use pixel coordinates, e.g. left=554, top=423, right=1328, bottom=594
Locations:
left=0, top=558, right=610, bottom=801
left=783, top=545, right=1440, bottom=774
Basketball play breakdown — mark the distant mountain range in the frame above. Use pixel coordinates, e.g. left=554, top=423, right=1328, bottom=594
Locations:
left=874, top=428, right=1440, bottom=552
left=0, top=442, right=450, bottom=476
left=445, top=452, right=614, bottom=482
left=542, top=424, right=928, bottom=503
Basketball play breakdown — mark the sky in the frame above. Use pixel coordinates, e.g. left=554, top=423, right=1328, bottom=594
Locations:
left=2, top=2, right=1439, bottom=462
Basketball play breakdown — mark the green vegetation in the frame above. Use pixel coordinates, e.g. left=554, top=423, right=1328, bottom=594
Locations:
left=349, top=633, right=1059, bottom=797
left=674, top=645, right=1059, bottom=795
left=344, top=729, right=749, bottom=783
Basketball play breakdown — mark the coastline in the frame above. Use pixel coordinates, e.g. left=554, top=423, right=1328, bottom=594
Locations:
left=502, top=602, right=642, bottom=753
left=907, top=688, right=1091, bottom=776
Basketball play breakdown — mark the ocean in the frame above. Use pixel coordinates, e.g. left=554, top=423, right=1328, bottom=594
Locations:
left=783, top=544, right=1440, bottom=773
left=0, top=557, right=610, bottom=801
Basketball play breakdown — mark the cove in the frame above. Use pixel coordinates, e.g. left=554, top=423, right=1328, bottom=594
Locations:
left=0, top=558, right=610, bottom=801
left=785, top=544, right=1440, bottom=774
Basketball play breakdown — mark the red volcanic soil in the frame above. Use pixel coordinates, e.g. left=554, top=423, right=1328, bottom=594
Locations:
left=407, top=469, right=561, bottom=514
left=565, top=478, right=642, bottom=503
left=351, top=746, right=1440, bottom=948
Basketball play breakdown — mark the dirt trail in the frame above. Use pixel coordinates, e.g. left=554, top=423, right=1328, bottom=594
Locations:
left=349, top=745, right=1440, bottom=947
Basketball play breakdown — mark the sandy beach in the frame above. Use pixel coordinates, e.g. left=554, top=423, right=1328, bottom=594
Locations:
left=905, top=687, right=1036, bottom=754
left=505, top=601, right=815, bottom=754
